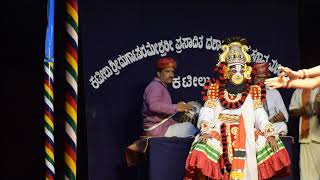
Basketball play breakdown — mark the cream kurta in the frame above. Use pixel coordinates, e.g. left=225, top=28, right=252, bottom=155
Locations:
left=289, top=88, right=320, bottom=180
left=266, top=89, right=289, bottom=135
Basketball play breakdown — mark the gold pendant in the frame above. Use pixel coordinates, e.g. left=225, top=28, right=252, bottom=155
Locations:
left=224, top=90, right=242, bottom=103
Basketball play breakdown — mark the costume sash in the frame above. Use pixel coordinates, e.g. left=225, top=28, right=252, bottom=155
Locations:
left=301, top=89, right=311, bottom=139
left=230, top=114, right=246, bottom=179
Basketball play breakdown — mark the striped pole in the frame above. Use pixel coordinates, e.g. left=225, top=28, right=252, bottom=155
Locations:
left=64, top=0, right=78, bottom=179
left=44, top=0, right=55, bottom=179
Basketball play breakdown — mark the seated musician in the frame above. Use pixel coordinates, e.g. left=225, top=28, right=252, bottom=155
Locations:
left=142, top=57, right=199, bottom=137
left=252, top=63, right=289, bottom=135
left=185, top=37, right=291, bottom=180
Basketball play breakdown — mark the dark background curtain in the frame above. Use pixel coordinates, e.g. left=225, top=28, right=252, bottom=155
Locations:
left=3, top=0, right=320, bottom=179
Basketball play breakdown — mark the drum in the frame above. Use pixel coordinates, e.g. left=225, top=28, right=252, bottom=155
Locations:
left=177, top=101, right=202, bottom=127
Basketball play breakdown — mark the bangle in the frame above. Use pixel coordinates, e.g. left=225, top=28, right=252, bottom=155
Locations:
left=286, top=80, right=291, bottom=89
left=298, top=70, right=306, bottom=79
left=284, top=80, right=288, bottom=88
left=284, top=79, right=292, bottom=89
left=284, top=77, right=291, bottom=88
left=303, top=69, right=309, bottom=78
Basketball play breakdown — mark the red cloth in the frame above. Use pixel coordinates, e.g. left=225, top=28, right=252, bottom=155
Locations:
left=156, top=57, right=177, bottom=70
left=257, top=148, right=291, bottom=180
left=253, top=63, right=271, bottom=77
left=184, top=150, right=222, bottom=180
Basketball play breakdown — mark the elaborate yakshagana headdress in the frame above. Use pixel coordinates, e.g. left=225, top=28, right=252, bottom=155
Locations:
left=203, top=37, right=266, bottom=108
left=214, top=37, right=252, bottom=81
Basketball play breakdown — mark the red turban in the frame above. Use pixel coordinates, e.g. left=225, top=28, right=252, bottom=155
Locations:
left=253, top=63, right=271, bottom=77
left=156, top=57, right=177, bottom=70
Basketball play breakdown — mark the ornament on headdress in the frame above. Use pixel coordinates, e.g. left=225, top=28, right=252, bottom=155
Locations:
left=244, top=64, right=252, bottom=80
left=218, top=42, right=251, bottom=66
left=217, top=40, right=252, bottom=80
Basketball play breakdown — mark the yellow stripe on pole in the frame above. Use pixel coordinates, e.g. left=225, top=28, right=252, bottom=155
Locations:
left=66, top=52, right=78, bottom=74
left=45, top=146, right=55, bottom=161
left=65, top=152, right=76, bottom=176
left=44, top=114, right=54, bottom=129
left=66, top=3, right=78, bottom=25
left=65, top=102, right=77, bottom=125
left=44, top=84, right=54, bottom=99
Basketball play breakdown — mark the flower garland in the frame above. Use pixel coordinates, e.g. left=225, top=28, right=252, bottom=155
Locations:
left=218, top=82, right=250, bottom=109
left=201, top=62, right=266, bottom=109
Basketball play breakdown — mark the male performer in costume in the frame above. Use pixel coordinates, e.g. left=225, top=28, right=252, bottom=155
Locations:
left=185, top=38, right=291, bottom=180
left=142, top=57, right=198, bottom=137
left=253, top=63, right=289, bottom=135
left=289, top=87, right=320, bottom=180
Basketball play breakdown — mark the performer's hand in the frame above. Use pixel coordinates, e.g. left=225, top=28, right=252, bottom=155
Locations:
left=267, top=136, right=278, bottom=152
left=198, top=133, right=211, bottom=143
left=278, top=66, right=301, bottom=80
left=176, top=102, right=193, bottom=112
left=264, top=75, right=288, bottom=89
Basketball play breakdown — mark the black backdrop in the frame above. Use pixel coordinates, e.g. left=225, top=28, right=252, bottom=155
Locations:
left=3, top=0, right=320, bottom=179
left=80, top=1, right=299, bottom=180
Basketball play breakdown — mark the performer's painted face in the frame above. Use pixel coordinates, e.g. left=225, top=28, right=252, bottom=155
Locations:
left=228, top=64, right=245, bottom=85
left=157, top=67, right=175, bottom=85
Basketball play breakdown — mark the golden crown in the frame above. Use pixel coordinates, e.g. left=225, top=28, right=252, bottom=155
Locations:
left=218, top=42, right=251, bottom=66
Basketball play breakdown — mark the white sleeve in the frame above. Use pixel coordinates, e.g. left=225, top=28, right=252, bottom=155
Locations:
left=289, top=89, right=301, bottom=110
left=254, top=107, right=271, bottom=132
left=273, top=90, right=289, bottom=122
left=197, top=106, right=216, bottom=134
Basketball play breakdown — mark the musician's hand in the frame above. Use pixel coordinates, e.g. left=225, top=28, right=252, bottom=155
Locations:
left=267, top=136, right=278, bottom=152
left=176, top=102, right=193, bottom=112
left=301, top=102, right=314, bottom=117
left=271, top=111, right=285, bottom=123
left=314, top=93, right=320, bottom=116
left=198, top=133, right=211, bottom=143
